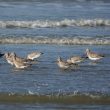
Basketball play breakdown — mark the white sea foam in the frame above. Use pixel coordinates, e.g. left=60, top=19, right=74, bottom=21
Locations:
left=0, top=37, right=110, bottom=45
left=0, top=19, right=110, bottom=28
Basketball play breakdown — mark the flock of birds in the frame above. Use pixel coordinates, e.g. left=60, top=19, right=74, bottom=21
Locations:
left=57, top=48, right=104, bottom=70
left=0, top=51, right=43, bottom=69
left=0, top=48, right=104, bottom=69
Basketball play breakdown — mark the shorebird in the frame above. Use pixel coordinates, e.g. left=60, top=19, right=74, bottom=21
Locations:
left=67, top=56, right=86, bottom=64
left=57, top=57, right=72, bottom=69
left=11, top=52, right=31, bottom=69
left=10, top=52, right=32, bottom=64
left=27, top=51, right=43, bottom=60
left=86, top=48, right=104, bottom=61
left=4, top=52, right=14, bottom=65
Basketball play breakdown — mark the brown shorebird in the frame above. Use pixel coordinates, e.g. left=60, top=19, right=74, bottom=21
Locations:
left=11, top=52, right=31, bottom=69
left=27, top=51, right=43, bottom=60
left=57, top=57, right=72, bottom=69
left=4, top=52, right=14, bottom=65
left=10, top=52, right=33, bottom=64
left=86, top=48, right=104, bottom=61
left=67, top=56, right=85, bottom=64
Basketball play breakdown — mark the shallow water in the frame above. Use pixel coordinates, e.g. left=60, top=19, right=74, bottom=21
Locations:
left=0, top=44, right=110, bottom=108
left=0, top=104, right=110, bottom=110
left=1, top=44, right=110, bottom=94
left=0, top=0, right=110, bottom=109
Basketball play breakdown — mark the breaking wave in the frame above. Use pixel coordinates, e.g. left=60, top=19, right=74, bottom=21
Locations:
left=0, top=36, right=110, bottom=45
left=0, top=19, right=110, bottom=28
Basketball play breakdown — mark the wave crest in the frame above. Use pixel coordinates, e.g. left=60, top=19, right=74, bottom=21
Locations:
left=0, top=19, right=110, bottom=28
left=0, top=37, right=110, bottom=45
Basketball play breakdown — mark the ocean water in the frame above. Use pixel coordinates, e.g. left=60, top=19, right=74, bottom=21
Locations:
left=0, top=0, right=110, bottom=109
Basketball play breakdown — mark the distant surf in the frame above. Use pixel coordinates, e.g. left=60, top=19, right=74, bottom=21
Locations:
left=0, top=36, right=110, bottom=45
left=0, top=19, right=110, bottom=28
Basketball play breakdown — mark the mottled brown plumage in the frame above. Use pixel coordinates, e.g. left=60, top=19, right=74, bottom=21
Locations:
left=67, top=56, right=85, bottom=64
left=57, top=57, right=72, bottom=69
left=27, top=51, right=43, bottom=60
left=11, top=52, right=31, bottom=69
left=86, top=48, right=104, bottom=61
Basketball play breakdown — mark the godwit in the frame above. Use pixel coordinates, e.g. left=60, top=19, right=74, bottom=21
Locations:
left=27, top=51, right=43, bottom=60
left=67, top=56, right=86, bottom=64
left=10, top=52, right=32, bottom=64
left=57, top=57, right=71, bottom=69
left=86, top=48, right=104, bottom=61
left=11, top=52, right=31, bottom=69
left=4, top=52, right=14, bottom=65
